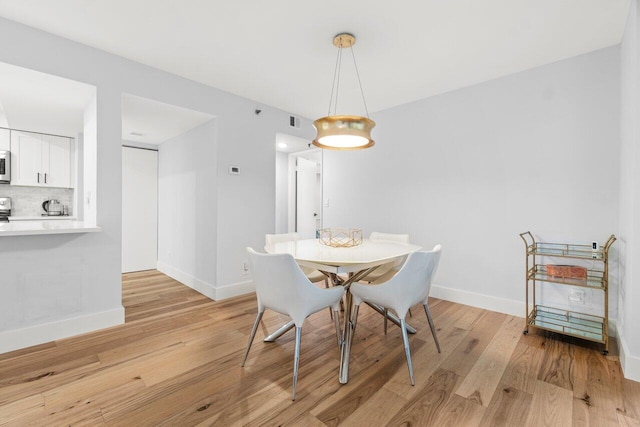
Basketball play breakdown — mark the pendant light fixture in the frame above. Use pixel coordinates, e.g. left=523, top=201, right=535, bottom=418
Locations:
left=312, top=33, right=375, bottom=150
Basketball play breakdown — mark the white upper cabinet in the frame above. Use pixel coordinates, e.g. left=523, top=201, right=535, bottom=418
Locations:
left=10, top=130, right=73, bottom=188
left=0, top=128, right=9, bottom=151
left=11, top=131, right=42, bottom=186
left=46, top=135, right=72, bottom=188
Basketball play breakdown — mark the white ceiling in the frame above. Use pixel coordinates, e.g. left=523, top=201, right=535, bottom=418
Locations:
left=275, top=133, right=314, bottom=153
left=122, top=94, right=214, bottom=145
left=0, top=61, right=95, bottom=137
left=0, top=62, right=213, bottom=143
left=0, top=0, right=631, bottom=121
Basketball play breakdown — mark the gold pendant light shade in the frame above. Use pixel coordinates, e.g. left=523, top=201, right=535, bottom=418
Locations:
left=313, top=33, right=375, bottom=150
left=312, top=115, right=375, bottom=150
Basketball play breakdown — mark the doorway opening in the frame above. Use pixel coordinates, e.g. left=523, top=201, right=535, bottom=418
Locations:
left=275, top=133, right=322, bottom=238
left=121, top=93, right=215, bottom=275
left=122, top=145, right=158, bottom=273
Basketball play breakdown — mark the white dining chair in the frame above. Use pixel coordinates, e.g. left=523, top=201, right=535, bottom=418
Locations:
left=365, top=232, right=412, bottom=328
left=349, top=245, right=442, bottom=386
left=364, top=232, right=410, bottom=283
left=242, top=247, right=344, bottom=400
left=265, top=233, right=330, bottom=287
left=265, top=232, right=299, bottom=244
left=369, top=231, right=410, bottom=243
left=266, top=232, right=335, bottom=318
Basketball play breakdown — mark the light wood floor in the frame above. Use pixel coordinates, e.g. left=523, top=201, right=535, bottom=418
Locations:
left=1, top=270, right=639, bottom=426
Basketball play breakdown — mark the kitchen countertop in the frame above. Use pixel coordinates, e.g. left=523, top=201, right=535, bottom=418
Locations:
left=8, top=215, right=77, bottom=221
left=0, top=219, right=101, bottom=236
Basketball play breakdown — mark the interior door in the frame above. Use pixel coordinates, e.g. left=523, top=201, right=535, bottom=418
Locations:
left=296, top=157, right=320, bottom=239
left=122, top=146, right=158, bottom=273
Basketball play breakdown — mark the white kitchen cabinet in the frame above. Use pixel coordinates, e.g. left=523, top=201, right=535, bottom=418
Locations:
left=11, top=131, right=41, bottom=186
left=0, top=128, right=9, bottom=151
left=10, top=130, right=73, bottom=188
left=46, top=135, right=72, bottom=188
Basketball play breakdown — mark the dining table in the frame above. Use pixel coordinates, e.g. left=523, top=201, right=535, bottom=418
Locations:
left=264, top=237, right=422, bottom=384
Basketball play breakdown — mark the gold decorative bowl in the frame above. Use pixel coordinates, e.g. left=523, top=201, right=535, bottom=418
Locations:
left=319, top=228, right=363, bottom=248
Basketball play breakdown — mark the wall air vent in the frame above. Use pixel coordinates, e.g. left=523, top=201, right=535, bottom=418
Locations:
left=289, top=115, right=300, bottom=129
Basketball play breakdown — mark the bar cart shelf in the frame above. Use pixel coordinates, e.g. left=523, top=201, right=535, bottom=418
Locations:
left=519, top=232, right=616, bottom=354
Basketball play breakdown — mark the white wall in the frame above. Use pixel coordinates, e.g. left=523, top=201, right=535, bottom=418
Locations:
left=74, top=133, right=84, bottom=220
left=275, top=151, right=288, bottom=234
left=82, top=94, right=97, bottom=224
left=324, top=47, right=620, bottom=320
left=0, top=17, right=313, bottom=353
left=214, top=108, right=314, bottom=298
left=618, top=0, right=640, bottom=382
left=157, top=120, right=217, bottom=297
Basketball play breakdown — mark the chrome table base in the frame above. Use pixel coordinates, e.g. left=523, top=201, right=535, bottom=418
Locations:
left=264, top=267, right=417, bottom=384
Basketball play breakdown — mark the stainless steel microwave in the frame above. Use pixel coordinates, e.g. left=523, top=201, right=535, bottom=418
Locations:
left=0, top=151, right=10, bottom=183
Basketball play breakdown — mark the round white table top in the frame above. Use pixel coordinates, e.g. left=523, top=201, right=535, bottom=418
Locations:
left=264, top=238, right=422, bottom=267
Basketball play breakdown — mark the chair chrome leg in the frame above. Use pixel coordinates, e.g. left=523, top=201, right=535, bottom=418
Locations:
left=423, top=303, right=441, bottom=353
left=263, top=320, right=295, bottom=342
left=365, top=302, right=417, bottom=333
left=241, top=310, right=264, bottom=366
left=400, top=318, right=415, bottom=386
left=383, top=308, right=388, bottom=335
left=292, top=326, right=302, bottom=401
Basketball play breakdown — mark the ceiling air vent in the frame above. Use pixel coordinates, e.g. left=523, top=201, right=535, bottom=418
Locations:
left=289, top=115, right=300, bottom=129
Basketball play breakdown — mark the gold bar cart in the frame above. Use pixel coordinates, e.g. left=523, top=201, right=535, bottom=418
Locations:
left=519, top=231, right=616, bottom=355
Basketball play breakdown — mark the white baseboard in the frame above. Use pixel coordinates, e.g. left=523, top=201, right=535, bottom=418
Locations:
left=617, top=333, right=640, bottom=382
left=0, top=307, right=124, bottom=355
left=157, top=261, right=217, bottom=300
left=215, top=280, right=255, bottom=300
left=431, top=284, right=618, bottom=338
left=431, top=284, right=524, bottom=318
left=157, top=261, right=255, bottom=300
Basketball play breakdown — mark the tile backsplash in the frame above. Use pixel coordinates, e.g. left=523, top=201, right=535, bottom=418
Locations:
left=0, top=185, right=74, bottom=216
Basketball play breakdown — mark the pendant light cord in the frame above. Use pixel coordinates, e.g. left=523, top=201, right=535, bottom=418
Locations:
left=350, top=45, right=370, bottom=118
left=326, top=34, right=370, bottom=118
left=334, top=46, right=343, bottom=115
left=328, top=45, right=341, bottom=116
